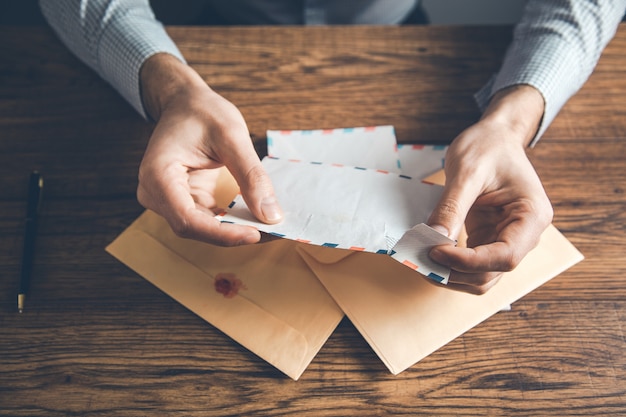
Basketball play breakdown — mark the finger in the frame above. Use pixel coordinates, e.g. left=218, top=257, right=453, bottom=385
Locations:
left=427, top=173, right=482, bottom=239
left=447, top=268, right=503, bottom=289
left=430, top=242, right=522, bottom=274
left=447, top=274, right=502, bottom=295
left=430, top=200, right=548, bottom=271
left=226, top=145, right=283, bottom=225
left=169, top=205, right=261, bottom=246
left=423, top=271, right=502, bottom=295
left=138, top=167, right=261, bottom=246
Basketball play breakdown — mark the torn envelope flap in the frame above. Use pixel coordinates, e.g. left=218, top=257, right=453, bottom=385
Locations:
left=390, top=223, right=456, bottom=284
left=218, top=157, right=444, bottom=254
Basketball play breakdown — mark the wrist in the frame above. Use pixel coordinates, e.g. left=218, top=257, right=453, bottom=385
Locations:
left=480, top=85, right=545, bottom=147
left=139, top=53, right=208, bottom=121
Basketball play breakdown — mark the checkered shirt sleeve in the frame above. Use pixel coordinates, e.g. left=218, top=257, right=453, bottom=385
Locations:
left=475, top=0, right=626, bottom=146
left=40, top=0, right=186, bottom=119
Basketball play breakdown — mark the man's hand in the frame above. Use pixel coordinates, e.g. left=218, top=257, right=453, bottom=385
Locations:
left=136, top=53, right=282, bottom=246
left=428, top=85, right=553, bottom=294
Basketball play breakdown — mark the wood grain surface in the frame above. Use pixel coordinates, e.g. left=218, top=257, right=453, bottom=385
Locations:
left=0, top=25, right=625, bottom=416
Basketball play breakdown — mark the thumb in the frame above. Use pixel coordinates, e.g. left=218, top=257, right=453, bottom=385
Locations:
left=228, top=155, right=283, bottom=225
left=427, top=177, right=480, bottom=239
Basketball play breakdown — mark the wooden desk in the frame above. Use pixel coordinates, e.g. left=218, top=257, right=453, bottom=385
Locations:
left=1, top=24, right=625, bottom=416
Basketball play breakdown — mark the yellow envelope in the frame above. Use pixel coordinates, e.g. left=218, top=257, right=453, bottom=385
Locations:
left=106, top=168, right=344, bottom=380
left=296, top=169, right=584, bottom=375
left=298, top=226, right=582, bottom=374
left=421, top=168, right=447, bottom=186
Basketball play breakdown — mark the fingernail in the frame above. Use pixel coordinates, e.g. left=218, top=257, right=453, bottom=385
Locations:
left=237, top=231, right=260, bottom=246
left=429, top=247, right=450, bottom=265
left=430, top=224, right=450, bottom=237
left=261, top=196, right=283, bottom=223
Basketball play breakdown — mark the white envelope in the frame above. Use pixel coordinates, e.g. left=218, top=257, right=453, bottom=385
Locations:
left=397, top=143, right=447, bottom=179
left=267, top=126, right=400, bottom=172
left=220, top=157, right=444, bottom=253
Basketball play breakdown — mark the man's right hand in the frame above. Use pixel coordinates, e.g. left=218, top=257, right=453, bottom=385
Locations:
left=136, top=53, right=283, bottom=246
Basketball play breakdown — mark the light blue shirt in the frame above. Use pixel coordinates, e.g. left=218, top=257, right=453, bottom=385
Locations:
left=40, top=0, right=626, bottom=145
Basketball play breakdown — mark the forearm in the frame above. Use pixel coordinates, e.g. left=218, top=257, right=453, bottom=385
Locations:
left=140, top=53, right=209, bottom=122
left=479, top=84, right=545, bottom=148
left=40, top=0, right=185, bottom=118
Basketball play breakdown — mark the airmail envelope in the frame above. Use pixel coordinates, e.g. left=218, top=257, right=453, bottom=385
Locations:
left=267, top=126, right=400, bottom=172
left=296, top=170, right=584, bottom=375
left=220, top=157, right=444, bottom=253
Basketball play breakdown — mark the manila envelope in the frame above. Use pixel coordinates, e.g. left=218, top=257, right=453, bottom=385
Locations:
left=296, top=170, right=584, bottom=375
left=106, top=168, right=344, bottom=380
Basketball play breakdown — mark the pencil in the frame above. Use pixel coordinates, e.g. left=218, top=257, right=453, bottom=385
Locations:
left=18, top=171, right=43, bottom=313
